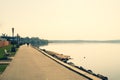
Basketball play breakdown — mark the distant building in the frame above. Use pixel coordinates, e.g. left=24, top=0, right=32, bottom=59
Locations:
left=0, top=38, right=10, bottom=47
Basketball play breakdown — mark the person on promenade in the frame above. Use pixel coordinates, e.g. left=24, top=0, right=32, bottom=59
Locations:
left=27, top=43, right=29, bottom=46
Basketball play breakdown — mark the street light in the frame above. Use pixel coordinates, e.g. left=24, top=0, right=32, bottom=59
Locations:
left=16, top=33, right=20, bottom=48
left=11, top=27, right=16, bottom=52
left=12, top=27, right=14, bottom=37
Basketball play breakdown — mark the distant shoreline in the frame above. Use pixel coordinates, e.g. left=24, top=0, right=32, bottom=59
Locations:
left=48, top=40, right=120, bottom=43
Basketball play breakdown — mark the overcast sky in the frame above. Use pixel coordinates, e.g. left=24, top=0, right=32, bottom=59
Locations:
left=0, top=0, right=120, bottom=40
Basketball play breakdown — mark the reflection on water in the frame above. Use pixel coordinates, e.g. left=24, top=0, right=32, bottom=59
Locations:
left=40, top=43, right=120, bottom=80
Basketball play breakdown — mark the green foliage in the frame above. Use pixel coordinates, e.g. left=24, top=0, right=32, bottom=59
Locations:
left=1, top=35, right=49, bottom=48
left=0, top=64, right=8, bottom=73
left=21, top=37, right=48, bottom=47
left=0, top=45, right=13, bottom=59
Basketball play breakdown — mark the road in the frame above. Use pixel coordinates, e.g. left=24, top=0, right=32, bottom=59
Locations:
left=0, top=45, right=87, bottom=80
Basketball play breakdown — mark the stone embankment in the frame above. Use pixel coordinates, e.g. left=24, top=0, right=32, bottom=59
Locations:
left=42, top=49, right=71, bottom=63
left=40, top=48, right=108, bottom=80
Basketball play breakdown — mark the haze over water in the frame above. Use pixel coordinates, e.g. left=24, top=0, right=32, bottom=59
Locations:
left=0, top=0, right=120, bottom=40
left=41, top=43, right=120, bottom=80
left=0, top=0, right=120, bottom=80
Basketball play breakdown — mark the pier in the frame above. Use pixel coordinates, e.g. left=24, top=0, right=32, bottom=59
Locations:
left=0, top=45, right=101, bottom=80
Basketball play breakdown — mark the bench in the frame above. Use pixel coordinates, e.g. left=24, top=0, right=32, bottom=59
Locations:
left=4, top=49, right=10, bottom=56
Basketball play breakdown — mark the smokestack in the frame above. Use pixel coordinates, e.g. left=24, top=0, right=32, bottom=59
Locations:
left=12, top=27, right=14, bottom=37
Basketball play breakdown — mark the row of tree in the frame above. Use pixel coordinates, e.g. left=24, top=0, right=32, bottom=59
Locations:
left=21, top=37, right=48, bottom=47
left=0, top=35, right=48, bottom=47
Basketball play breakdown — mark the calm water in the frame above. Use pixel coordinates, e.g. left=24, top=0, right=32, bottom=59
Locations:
left=40, top=43, right=120, bottom=80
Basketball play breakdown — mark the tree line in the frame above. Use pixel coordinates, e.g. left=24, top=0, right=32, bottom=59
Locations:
left=21, top=37, right=48, bottom=47
left=0, top=35, right=48, bottom=47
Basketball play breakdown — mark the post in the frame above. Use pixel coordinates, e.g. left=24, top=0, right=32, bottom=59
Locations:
left=12, top=28, right=14, bottom=37
left=11, top=27, right=16, bottom=52
left=16, top=34, right=20, bottom=48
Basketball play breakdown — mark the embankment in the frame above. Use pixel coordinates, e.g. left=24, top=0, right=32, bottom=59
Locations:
left=33, top=46, right=108, bottom=80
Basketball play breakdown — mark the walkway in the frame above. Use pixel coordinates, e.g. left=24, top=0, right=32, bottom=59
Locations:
left=0, top=45, right=87, bottom=80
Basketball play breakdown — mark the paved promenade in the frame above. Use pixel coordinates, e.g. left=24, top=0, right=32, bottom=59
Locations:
left=0, top=45, right=87, bottom=80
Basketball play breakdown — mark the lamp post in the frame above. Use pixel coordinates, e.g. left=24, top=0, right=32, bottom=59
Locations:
left=11, top=27, right=16, bottom=52
left=16, top=33, right=20, bottom=48
left=12, top=28, right=14, bottom=37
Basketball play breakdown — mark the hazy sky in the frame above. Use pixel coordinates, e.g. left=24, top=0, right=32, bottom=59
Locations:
left=0, top=0, right=120, bottom=40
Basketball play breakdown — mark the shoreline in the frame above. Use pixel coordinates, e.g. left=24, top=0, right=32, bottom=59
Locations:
left=41, top=49, right=108, bottom=80
left=33, top=46, right=108, bottom=80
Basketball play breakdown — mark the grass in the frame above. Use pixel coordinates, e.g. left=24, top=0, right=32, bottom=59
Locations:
left=0, top=44, right=17, bottom=59
left=0, top=64, right=8, bottom=73
left=0, top=44, right=18, bottom=73
left=0, top=45, right=12, bottom=59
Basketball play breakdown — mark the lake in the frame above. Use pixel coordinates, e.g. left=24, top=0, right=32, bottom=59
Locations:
left=40, top=43, right=120, bottom=80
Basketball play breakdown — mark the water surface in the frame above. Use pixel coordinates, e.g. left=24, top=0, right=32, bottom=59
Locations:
left=40, top=43, right=120, bottom=80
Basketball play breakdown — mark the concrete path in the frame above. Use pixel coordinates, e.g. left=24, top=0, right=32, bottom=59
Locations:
left=0, top=45, right=87, bottom=80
